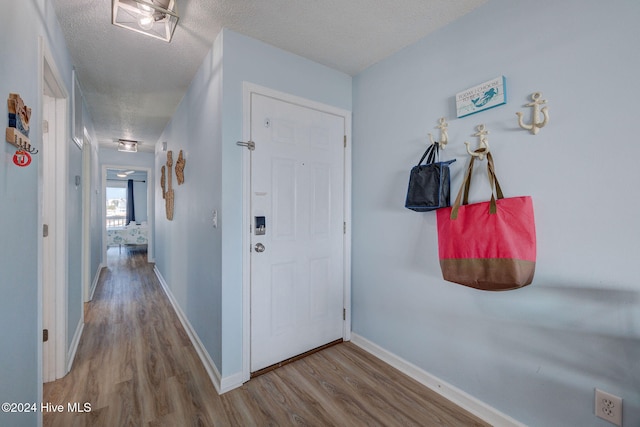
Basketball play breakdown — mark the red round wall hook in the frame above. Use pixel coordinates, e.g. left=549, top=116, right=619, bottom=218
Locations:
left=13, top=150, right=32, bottom=167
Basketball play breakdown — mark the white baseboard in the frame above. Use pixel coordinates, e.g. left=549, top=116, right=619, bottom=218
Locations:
left=350, top=333, right=525, bottom=427
left=89, top=263, right=105, bottom=301
left=153, top=266, right=243, bottom=395
left=66, top=319, right=84, bottom=373
left=220, top=372, right=244, bottom=394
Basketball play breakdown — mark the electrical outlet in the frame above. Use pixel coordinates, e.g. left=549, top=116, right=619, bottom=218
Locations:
left=595, top=388, right=622, bottom=426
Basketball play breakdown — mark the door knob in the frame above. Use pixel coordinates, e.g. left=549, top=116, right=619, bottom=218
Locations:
left=254, top=243, right=266, bottom=253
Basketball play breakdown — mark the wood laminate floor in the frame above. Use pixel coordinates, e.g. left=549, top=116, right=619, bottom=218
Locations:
left=43, top=246, right=490, bottom=426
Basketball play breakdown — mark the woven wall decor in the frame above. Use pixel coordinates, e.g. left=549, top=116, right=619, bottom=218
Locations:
left=165, top=150, right=174, bottom=220
left=176, top=149, right=186, bottom=185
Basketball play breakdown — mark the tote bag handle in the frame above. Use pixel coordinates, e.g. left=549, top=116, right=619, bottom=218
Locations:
left=416, top=143, right=439, bottom=166
left=450, top=152, right=504, bottom=219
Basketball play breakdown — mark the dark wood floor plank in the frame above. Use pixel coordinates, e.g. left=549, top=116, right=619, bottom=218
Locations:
left=44, top=245, right=490, bottom=427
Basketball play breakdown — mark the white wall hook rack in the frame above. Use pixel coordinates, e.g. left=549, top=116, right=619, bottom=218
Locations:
left=516, top=92, right=549, bottom=135
left=464, top=124, right=490, bottom=160
left=428, top=117, right=449, bottom=149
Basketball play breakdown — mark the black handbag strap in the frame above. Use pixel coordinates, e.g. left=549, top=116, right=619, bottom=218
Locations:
left=450, top=151, right=504, bottom=219
left=417, top=143, right=439, bottom=166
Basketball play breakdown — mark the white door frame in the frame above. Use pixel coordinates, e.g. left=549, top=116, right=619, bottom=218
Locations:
left=240, top=82, right=352, bottom=383
left=101, top=165, right=154, bottom=265
left=40, top=37, right=70, bottom=383
left=82, top=129, right=93, bottom=302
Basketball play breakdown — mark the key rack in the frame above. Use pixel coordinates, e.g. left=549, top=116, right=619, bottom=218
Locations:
left=6, top=93, right=37, bottom=161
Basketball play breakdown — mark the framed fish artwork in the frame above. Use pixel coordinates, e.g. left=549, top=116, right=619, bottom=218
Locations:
left=456, top=76, right=507, bottom=118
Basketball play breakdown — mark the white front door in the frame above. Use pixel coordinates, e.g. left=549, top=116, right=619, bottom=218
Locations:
left=250, top=92, right=346, bottom=373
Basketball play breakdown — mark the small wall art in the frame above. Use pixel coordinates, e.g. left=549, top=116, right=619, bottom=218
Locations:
left=175, top=149, right=185, bottom=185
left=6, top=93, right=36, bottom=167
left=456, top=76, right=507, bottom=118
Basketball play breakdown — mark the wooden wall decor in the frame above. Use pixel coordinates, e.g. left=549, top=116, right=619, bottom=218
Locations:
left=6, top=93, right=37, bottom=166
left=175, top=149, right=186, bottom=185
left=160, top=165, right=166, bottom=199
left=165, top=150, right=174, bottom=220
left=161, top=148, right=185, bottom=220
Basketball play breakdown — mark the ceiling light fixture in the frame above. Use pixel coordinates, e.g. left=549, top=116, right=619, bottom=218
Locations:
left=112, top=0, right=179, bottom=43
left=138, top=15, right=155, bottom=31
left=118, top=139, right=139, bottom=153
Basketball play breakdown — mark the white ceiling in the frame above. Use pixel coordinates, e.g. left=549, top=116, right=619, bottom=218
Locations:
left=51, top=0, right=487, bottom=152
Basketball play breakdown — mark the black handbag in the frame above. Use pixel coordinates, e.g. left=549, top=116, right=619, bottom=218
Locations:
left=405, top=144, right=456, bottom=212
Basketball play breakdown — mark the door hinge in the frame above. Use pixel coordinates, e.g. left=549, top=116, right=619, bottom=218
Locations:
left=43, top=224, right=49, bottom=237
left=43, top=329, right=49, bottom=342
left=43, top=120, right=49, bottom=134
left=343, top=308, right=346, bottom=321
left=344, top=135, right=347, bottom=148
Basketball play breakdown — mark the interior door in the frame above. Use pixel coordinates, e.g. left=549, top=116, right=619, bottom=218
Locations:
left=42, top=58, right=68, bottom=382
left=250, top=93, right=345, bottom=372
left=42, top=94, right=55, bottom=382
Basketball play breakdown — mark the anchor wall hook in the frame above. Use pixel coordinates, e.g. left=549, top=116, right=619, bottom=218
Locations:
left=464, top=124, right=490, bottom=160
left=428, top=117, right=449, bottom=149
left=516, top=92, right=549, bottom=135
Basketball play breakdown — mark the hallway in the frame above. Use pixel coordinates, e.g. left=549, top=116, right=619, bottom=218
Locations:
left=43, top=247, right=488, bottom=426
left=43, top=246, right=219, bottom=426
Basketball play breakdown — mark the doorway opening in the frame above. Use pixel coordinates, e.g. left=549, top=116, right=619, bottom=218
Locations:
left=102, top=166, right=153, bottom=264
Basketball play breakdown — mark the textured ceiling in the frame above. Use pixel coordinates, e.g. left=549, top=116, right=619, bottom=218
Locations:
left=51, top=0, right=487, bottom=152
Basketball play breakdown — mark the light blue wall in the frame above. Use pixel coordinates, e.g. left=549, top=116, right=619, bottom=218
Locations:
left=89, top=141, right=102, bottom=279
left=0, top=1, right=82, bottom=426
left=155, top=32, right=225, bottom=370
left=67, top=136, right=83, bottom=347
left=352, top=0, right=640, bottom=425
left=82, top=116, right=103, bottom=293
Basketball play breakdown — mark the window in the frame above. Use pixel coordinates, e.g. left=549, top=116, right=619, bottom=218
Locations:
left=106, top=185, right=127, bottom=228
